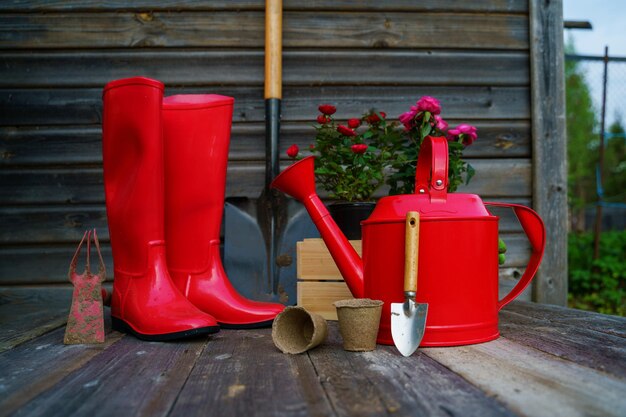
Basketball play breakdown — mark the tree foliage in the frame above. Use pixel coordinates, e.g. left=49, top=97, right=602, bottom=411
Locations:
left=565, top=40, right=598, bottom=230
left=603, top=117, right=626, bottom=203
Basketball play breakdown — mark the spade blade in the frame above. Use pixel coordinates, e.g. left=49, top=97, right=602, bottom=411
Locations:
left=391, top=299, right=428, bottom=357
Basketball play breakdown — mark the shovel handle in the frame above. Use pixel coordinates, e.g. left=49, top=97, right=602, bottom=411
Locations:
left=404, top=212, right=420, bottom=293
left=265, top=0, right=282, bottom=99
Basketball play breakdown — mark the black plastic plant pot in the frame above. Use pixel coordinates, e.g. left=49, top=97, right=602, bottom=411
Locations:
left=327, top=202, right=376, bottom=240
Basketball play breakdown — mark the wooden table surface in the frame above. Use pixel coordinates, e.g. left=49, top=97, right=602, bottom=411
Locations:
left=0, top=287, right=625, bottom=417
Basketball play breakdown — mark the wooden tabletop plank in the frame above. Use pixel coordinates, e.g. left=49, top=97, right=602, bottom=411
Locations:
left=8, top=333, right=207, bottom=417
left=499, top=309, right=626, bottom=379
left=307, top=326, right=516, bottom=417
left=504, top=301, right=626, bottom=338
left=0, top=293, right=624, bottom=417
left=168, top=327, right=334, bottom=417
left=0, top=315, right=123, bottom=417
left=0, top=286, right=71, bottom=352
left=423, top=337, right=626, bottom=417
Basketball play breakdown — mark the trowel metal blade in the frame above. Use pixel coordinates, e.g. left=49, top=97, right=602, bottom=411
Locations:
left=390, top=299, right=428, bottom=357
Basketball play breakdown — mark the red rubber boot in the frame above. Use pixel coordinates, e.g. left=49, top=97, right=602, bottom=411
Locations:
left=102, top=77, right=219, bottom=340
left=163, top=94, right=285, bottom=328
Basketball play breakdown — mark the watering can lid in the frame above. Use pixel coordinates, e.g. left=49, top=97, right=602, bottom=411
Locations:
left=362, top=192, right=495, bottom=225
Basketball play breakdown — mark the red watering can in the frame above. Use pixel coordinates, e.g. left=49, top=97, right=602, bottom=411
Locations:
left=271, top=136, right=545, bottom=346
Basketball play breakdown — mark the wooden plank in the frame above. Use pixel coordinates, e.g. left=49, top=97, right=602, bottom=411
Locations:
left=0, top=230, right=529, bottom=286
left=499, top=309, right=626, bottom=379
left=0, top=126, right=103, bottom=166
left=0, top=205, right=108, bottom=244
left=504, top=301, right=626, bottom=338
left=0, top=317, right=123, bottom=417
left=0, top=234, right=530, bottom=285
left=306, top=324, right=516, bottom=417
left=297, top=239, right=361, bottom=280
left=0, top=86, right=530, bottom=126
left=297, top=281, right=353, bottom=320
left=0, top=168, right=105, bottom=204
left=0, top=159, right=531, bottom=207
left=0, top=245, right=114, bottom=285
left=0, top=120, right=531, bottom=167
left=423, top=338, right=626, bottom=417
left=0, top=203, right=532, bottom=245
left=0, top=0, right=528, bottom=13
left=8, top=334, right=207, bottom=417
left=499, top=267, right=532, bottom=302
left=0, top=286, right=72, bottom=352
left=0, top=12, right=528, bottom=50
left=529, top=0, right=568, bottom=305
left=168, top=328, right=335, bottom=417
left=0, top=50, right=529, bottom=88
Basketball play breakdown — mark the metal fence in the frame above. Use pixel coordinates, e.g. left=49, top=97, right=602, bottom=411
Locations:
left=566, top=51, right=626, bottom=234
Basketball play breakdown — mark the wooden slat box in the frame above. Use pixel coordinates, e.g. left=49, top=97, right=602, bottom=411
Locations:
left=296, top=238, right=357, bottom=320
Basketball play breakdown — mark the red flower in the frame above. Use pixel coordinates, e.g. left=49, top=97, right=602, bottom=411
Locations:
left=351, top=144, right=368, bottom=154
left=317, top=114, right=330, bottom=124
left=318, top=104, right=337, bottom=115
left=347, top=118, right=361, bottom=129
left=286, top=144, right=299, bottom=158
left=366, top=112, right=386, bottom=124
left=337, top=125, right=357, bottom=137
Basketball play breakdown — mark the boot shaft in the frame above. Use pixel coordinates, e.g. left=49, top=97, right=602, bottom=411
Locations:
left=163, top=94, right=234, bottom=272
left=102, top=77, right=166, bottom=275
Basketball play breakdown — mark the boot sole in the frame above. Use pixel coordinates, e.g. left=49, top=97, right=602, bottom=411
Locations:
left=112, top=317, right=220, bottom=341
left=218, top=319, right=274, bottom=329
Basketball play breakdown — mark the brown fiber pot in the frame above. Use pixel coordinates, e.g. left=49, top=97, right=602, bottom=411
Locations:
left=333, top=298, right=384, bottom=352
left=272, top=306, right=328, bottom=354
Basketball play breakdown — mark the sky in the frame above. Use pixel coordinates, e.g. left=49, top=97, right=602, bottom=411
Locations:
left=563, top=0, right=626, bottom=56
left=563, top=0, right=626, bottom=127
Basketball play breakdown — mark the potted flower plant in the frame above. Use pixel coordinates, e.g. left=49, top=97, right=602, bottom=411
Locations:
left=287, top=104, right=404, bottom=238
left=388, top=96, right=476, bottom=194
left=286, top=98, right=479, bottom=240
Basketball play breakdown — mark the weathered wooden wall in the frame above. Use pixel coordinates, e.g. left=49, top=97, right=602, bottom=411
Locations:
left=0, top=1, right=565, bottom=303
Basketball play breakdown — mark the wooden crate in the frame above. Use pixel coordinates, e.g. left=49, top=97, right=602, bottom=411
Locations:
left=296, top=238, right=359, bottom=320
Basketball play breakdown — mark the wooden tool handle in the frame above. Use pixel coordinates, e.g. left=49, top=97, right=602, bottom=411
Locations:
left=404, top=211, right=420, bottom=293
left=264, top=0, right=282, bottom=99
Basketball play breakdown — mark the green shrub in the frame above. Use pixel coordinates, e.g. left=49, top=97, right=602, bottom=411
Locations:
left=568, top=231, right=626, bottom=316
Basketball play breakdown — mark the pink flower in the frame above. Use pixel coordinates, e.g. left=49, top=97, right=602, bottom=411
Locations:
left=351, top=144, right=368, bottom=154
left=348, top=118, right=361, bottom=129
left=447, top=124, right=478, bottom=145
left=399, top=110, right=417, bottom=130
left=317, top=114, right=330, bottom=124
left=433, top=115, right=448, bottom=131
left=416, top=96, right=441, bottom=115
left=286, top=144, right=299, bottom=158
left=318, top=104, right=336, bottom=115
left=337, top=125, right=357, bottom=137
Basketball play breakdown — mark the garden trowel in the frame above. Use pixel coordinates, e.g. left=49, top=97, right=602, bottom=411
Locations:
left=391, top=211, right=428, bottom=357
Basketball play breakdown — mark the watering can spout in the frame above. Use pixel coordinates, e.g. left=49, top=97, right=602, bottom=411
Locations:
left=271, top=156, right=365, bottom=298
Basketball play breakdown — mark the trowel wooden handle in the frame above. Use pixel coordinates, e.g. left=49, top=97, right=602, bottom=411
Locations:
left=404, top=211, right=420, bottom=293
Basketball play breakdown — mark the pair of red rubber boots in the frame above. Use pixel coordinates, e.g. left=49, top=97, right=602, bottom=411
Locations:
left=102, top=77, right=284, bottom=340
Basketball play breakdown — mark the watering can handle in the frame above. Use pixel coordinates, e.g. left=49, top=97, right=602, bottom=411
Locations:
left=414, top=136, right=448, bottom=203
left=485, top=202, right=546, bottom=311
